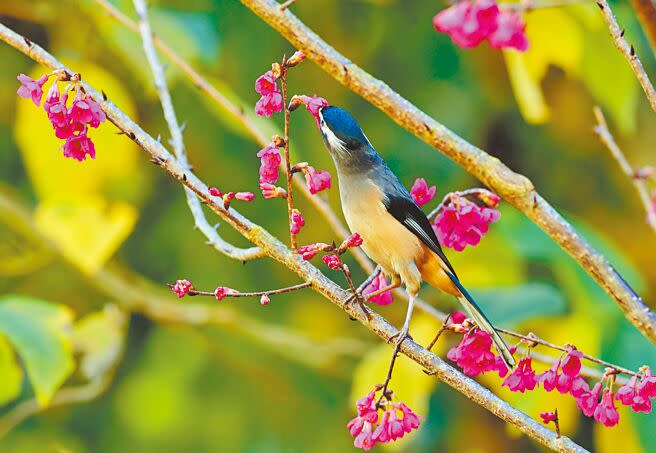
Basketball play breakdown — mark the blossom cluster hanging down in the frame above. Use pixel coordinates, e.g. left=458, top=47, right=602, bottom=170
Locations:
left=433, top=0, right=529, bottom=51
left=17, top=72, right=106, bottom=161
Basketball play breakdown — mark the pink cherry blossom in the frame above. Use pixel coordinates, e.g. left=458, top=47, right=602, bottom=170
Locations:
left=343, top=232, right=363, bottom=249
left=362, top=272, right=394, bottom=306
left=410, top=178, right=437, bottom=207
left=433, top=0, right=499, bottom=48
left=171, top=279, right=193, bottom=298
left=290, top=209, right=305, bottom=234
left=450, top=310, right=468, bottom=324
left=214, top=286, right=236, bottom=301
left=209, top=187, right=222, bottom=197
left=594, top=388, right=620, bottom=427
left=68, top=92, right=105, bottom=130
left=561, top=348, right=583, bottom=377
left=637, top=367, right=656, bottom=399
left=257, top=144, right=281, bottom=184
left=17, top=73, right=48, bottom=106
left=372, top=411, right=391, bottom=443
left=540, top=411, right=557, bottom=424
left=447, top=329, right=500, bottom=376
left=502, top=356, right=537, bottom=393
left=296, top=94, right=329, bottom=127
left=432, top=197, right=500, bottom=251
left=304, top=166, right=332, bottom=194
left=569, top=376, right=590, bottom=398
left=255, top=91, right=283, bottom=118
left=286, top=50, right=306, bottom=67
left=487, top=9, right=529, bottom=52
left=538, top=361, right=560, bottom=392
left=356, top=391, right=378, bottom=422
left=353, top=421, right=375, bottom=451
left=235, top=192, right=255, bottom=202
left=576, top=381, right=602, bottom=417
left=62, top=132, right=96, bottom=161
left=255, top=70, right=278, bottom=96
left=260, top=294, right=270, bottom=306
left=397, top=402, right=420, bottom=433
left=322, top=254, right=343, bottom=271
left=259, top=182, right=287, bottom=199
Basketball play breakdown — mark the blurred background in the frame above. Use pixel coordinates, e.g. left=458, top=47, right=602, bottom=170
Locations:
left=0, top=0, right=655, bottom=451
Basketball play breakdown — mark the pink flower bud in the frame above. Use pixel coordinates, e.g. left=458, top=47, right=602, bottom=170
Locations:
left=290, top=209, right=305, bottom=234
left=322, top=254, right=343, bottom=271
left=214, top=286, right=235, bottom=301
left=259, top=183, right=287, bottom=199
left=540, top=411, right=557, bottom=424
left=260, top=294, right=270, bottom=306
left=343, top=232, right=363, bottom=249
left=286, top=50, right=306, bottom=67
left=235, top=192, right=255, bottom=202
left=171, top=279, right=193, bottom=298
left=209, top=187, right=223, bottom=197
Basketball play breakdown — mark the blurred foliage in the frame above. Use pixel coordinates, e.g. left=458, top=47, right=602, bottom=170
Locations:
left=0, top=0, right=655, bottom=452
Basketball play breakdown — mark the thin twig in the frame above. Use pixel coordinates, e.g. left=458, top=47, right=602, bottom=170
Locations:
left=239, top=0, right=656, bottom=346
left=279, top=66, right=298, bottom=249
left=279, top=0, right=297, bottom=11
left=593, top=106, right=656, bottom=231
left=132, top=0, right=264, bottom=261
left=0, top=25, right=586, bottom=451
left=427, top=314, right=452, bottom=351
left=174, top=281, right=311, bottom=298
left=596, top=0, right=656, bottom=112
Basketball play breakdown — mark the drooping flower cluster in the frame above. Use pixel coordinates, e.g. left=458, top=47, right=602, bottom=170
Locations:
left=446, top=317, right=654, bottom=429
left=410, top=178, right=436, bottom=207
left=17, top=72, right=106, bottom=161
left=290, top=209, right=305, bottom=234
left=303, top=166, right=332, bottom=194
left=290, top=94, right=329, bottom=128
left=254, top=71, right=283, bottom=118
left=348, top=387, right=421, bottom=450
left=432, top=195, right=500, bottom=251
left=432, top=0, right=529, bottom=52
left=296, top=233, right=364, bottom=272
left=362, top=273, right=394, bottom=306
left=171, top=279, right=193, bottom=298
left=322, top=253, right=343, bottom=271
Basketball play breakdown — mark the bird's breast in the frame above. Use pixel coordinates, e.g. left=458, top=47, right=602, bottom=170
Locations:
left=338, top=175, right=423, bottom=275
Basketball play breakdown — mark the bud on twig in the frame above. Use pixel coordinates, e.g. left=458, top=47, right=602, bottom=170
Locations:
left=272, top=135, right=286, bottom=148
left=288, top=94, right=305, bottom=112
left=271, top=62, right=283, bottom=79
left=286, top=50, right=306, bottom=67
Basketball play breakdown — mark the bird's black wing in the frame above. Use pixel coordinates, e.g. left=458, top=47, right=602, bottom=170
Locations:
left=384, top=193, right=457, bottom=277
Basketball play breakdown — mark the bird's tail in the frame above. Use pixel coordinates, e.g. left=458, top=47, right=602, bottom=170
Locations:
left=446, top=271, right=517, bottom=371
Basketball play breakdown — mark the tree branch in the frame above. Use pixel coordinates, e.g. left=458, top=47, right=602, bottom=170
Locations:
left=0, top=23, right=586, bottom=451
left=597, top=0, right=656, bottom=112
left=593, top=106, right=656, bottom=231
left=238, top=0, right=656, bottom=345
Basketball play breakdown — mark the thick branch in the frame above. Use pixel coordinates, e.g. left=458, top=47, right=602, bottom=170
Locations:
left=593, top=107, right=656, bottom=231
left=630, top=0, right=656, bottom=55
left=597, top=0, right=656, bottom=112
left=0, top=23, right=585, bottom=451
left=238, top=0, right=656, bottom=345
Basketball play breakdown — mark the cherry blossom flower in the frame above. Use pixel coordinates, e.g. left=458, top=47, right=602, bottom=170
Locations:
left=432, top=196, right=500, bottom=251
left=209, top=187, right=223, bottom=197
left=569, top=376, right=590, bottom=398
left=286, top=50, right=306, bottom=67
left=594, top=388, right=620, bottom=427
left=450, top=310, right=468, bottom=325
left=540, top=411, right=557, bottom=424
left=353, top=422, right=375, bottom=451
left=290, top=209, right=305, bottom=234
left=171, top=279, right=193, bottom=298
left=433, top=0, right=499, bottom=48
left=257, top=144, right=281, bottom=184
left=409, top=178, right=437, bottom=207
left=447, top=329, right=500, bottom=376
left=255, top=91, right=283, bottom=118
left=255, top=71, right=278, bottom=96
left=260, top=294, right=270, bottom=306
left=304, top=166, right=332, bottom=194
left=235, top=192, right=255, bottom=202
left=322, top=254, right=343, bottom=270
left=538, top=360, right=560, bottom=392
left=214, top=286, right=235, bottom=301
left=362, top=273, right=394, bottom=306
left=295, top=94, right=328, bottom=127
left=487, top=9, right=529, bottom=52
left=502, top=356, right=537, bottom=393
left=17, top=73, right=48, bottom=106
left=560, top=348, right=583, bottom=377
left=638, top=367, right=656, bottom=399
left=68, top=91, right=106, bottom=130
left=576, top=381, right=602, bottom=417
left=343, top=232, right=363, bottom=249
left=259, top=182, right=287, bottom=199
left=62, top=131, right=96, bottom=161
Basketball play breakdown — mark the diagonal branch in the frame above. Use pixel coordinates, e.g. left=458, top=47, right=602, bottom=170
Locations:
left=593, top=106, right=656, bottom=231
left=238, top=0, right=656, bottom=345
left=597, top=0, right=656, bottom=112
left=0, top=23, right=585, bottom=451
left=131, top=0, right=264, bottom=261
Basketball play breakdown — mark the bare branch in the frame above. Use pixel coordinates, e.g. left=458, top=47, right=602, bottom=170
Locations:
left=0, top=23, right=586, bottom=450
left=593, top=106, right=656, bottom=231
left=131, top=0, right=264, bottom=261
left=597, top=0, right=656, bottom=112
left=238, top=0, right=656, bottom=345
left=174, top=281, right=312, bottom=298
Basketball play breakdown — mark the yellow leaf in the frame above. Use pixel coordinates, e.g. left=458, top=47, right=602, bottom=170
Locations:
left=14, top=61, right=148, bottom=204
left=505, top=9, right=584, bottom=123
left=34, top=196, right=137, bottom=274
left=0, top=334, right=22, bottom=406
left=594, top=406, right=646, bottom=453
left=350, top=315, right=444, bottom=450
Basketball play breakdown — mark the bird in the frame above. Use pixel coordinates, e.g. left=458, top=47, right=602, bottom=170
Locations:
left=316, top=105, right=516, bottom=370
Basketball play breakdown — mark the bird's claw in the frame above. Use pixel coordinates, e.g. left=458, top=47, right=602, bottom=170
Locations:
left=388, top=328, right=412, bottom=347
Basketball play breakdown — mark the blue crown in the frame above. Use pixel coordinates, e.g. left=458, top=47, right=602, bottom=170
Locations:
left=321, top=106, right=368, bottom=144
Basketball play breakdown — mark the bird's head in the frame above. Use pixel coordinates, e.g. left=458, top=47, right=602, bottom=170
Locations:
left=317, top=106, right=371, bottom=158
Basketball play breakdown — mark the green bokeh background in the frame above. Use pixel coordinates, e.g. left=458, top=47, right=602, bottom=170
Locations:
left=0, top=0, right=655, bottom=452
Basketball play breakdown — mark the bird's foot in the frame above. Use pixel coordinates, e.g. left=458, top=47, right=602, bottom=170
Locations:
left=388, top=327, right=412, bottom=347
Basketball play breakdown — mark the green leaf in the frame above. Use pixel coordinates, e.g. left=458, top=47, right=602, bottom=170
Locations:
left=470, top=282, right=566, bottom=327
left=149, top=8, right=220, bottom=63
left=0, top=334, right=22, bottom=407
left=73, top=305, right=127, bottom=380
left=0, top=296, right=74, bottom=407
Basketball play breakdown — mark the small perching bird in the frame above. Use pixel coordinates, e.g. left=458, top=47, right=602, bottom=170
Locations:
left=317, top=105, right=516, bottom=370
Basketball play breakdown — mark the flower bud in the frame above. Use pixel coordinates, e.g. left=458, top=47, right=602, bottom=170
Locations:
left=286, top=50, right=306, bottom=67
